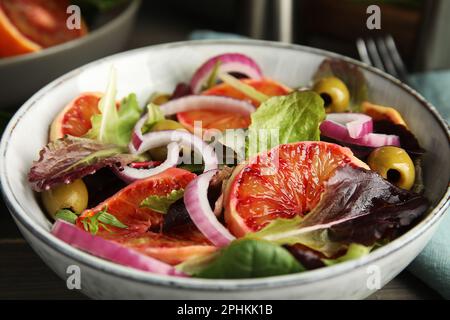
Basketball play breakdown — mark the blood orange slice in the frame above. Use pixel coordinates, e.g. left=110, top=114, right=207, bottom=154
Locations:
left=0, top=0, right=88, bottom=57
left=176, top=78, right=290, bottom=133
left=203, top=78, right=291, bottom=107
left=116, top=225, right=216, bottom=265
left=78, top=168, right=216, bottom=265
left=177, top=109, right=251, bottom=133
left=362, top=101, right=407, bottom=127
left=49, top=92, right=102, bottom=141
left=224, top=142, right=369, bottom=237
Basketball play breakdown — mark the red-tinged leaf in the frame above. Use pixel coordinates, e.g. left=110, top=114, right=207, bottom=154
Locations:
left=300, top=166, right=429, bottom=244
left=28, top=137, right=137, bottom=192
left=250, top=165, right=429, bottom=257
left=284, top=244, right=326, bottom=270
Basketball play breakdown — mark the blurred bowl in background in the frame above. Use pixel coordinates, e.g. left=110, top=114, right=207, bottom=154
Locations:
left=0, top=0, right=141, bottom=108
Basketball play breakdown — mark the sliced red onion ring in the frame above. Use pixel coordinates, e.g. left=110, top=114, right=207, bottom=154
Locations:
left=114, top=142, right=180, bottom=183
left=130, top=115, right=147, bottom=152
left=52, top=220, right=186, bottom=277
left=190, top=53, right=263, bottom=94
left=184, top=170, right=235, bottom=247
left=326, top=113, right=373, bottom=139
left=159, top=95, right=255, bottom=116
left=130, top=129, right=218, bottom=172
left=353, top=132, right=401, bottom=147
left=320, top=118, right=400, bottom=148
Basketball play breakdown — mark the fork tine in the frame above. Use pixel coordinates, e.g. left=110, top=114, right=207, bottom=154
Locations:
left=385, top=35, right=408, bottom=80
left=365, top=38, right=385, bottom=71
left=376, top=37, right=399, bottom=78
left=356, top=38, right=372, bottom=66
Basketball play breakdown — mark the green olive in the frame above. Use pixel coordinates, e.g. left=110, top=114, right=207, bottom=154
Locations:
left=313, top=76, right=350, bottom=112
left=148, top=92, right=171, bottom=105
left=148, top=119, right=187, bottom=161
left=367, top=146, right=415, bottom=190
left=41, top=179, right=88, bottom=218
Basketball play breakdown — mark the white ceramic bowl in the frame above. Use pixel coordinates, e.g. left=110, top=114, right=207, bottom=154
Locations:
left=1, top=40, right=449, bottom=300
left=0, top=0, right=140, bottom=108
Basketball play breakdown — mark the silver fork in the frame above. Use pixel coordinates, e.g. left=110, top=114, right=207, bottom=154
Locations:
left=356, top=35, right=409, bottom=83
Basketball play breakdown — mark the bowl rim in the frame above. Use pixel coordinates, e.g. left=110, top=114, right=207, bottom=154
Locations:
left=0, top=0, right=141, bottom=67
left=1, top=39, right=449, bottom=292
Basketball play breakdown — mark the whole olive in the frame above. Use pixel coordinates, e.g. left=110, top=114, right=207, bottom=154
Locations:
left=148, top=92, right=171, bottom=105
left=313, top=76, right=350, bottom=112
left=148, top=119, right=187, bottom=161
left=367, top=146, right=415, bottom=190
left=41, top=179, right=88, bottom=218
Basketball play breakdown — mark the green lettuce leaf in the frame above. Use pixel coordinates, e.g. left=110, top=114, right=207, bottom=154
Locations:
left=247, top=216, right=343, bottom=258
left=141, top=103, right=165, bottom=134
left=176, top=251, right=221, bottom=275
left=180, top=239, right=304, bottom=279
left=140, top=188, right=185, bottom=214
left=85, top=70, right=142, bottom=146
left=247, top=91, right=325, bottom=156
left=322, top=243, right=371, bottom=266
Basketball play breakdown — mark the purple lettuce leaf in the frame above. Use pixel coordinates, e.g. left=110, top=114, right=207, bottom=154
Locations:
left=28, top=137, right=137, bottom=192
left=373, top=120, right=425, bottom=157
left=301, top=166, right=429, bottom=245
left=250, top=165, right=429, bottom=257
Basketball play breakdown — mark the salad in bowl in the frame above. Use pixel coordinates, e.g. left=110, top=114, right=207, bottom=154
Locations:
left=27, top=52, right=429, bottom=280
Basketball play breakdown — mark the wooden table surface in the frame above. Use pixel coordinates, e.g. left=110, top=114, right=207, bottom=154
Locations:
left=0, top=3, right=443, bottom=300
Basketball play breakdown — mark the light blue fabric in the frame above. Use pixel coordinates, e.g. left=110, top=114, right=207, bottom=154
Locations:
left=188, top=31, right=450, bottom=298
left=407, top=72, right=450, bottom=299
left=189, top=30, right=248, bottom=41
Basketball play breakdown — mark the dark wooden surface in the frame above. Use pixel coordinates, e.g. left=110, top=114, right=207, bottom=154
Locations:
left=0, top=2, right=443, bottom=300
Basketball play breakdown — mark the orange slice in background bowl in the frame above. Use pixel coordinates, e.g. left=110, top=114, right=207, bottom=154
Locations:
left=0, top=0, right=88, bottom=58
left=224, top=141, right=369, bottom=237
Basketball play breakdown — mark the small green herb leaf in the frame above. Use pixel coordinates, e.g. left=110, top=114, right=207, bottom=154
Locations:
left=82, top=206, right=127, bottom=235
left=140, top=189, right=185, bottom=214
left=55, top=209, right=78, bottom=224
left=97, top=211, right=128, bottom=229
